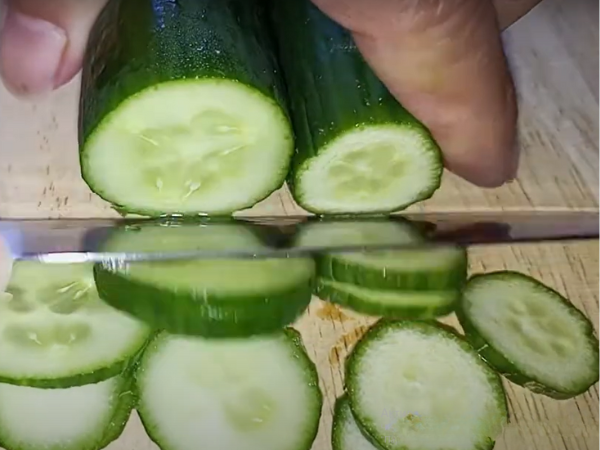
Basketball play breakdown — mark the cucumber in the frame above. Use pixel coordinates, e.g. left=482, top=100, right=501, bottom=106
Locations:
left=0, top=261, right=150, bottom=388
left=269, top=0, right=443, bottom=214
left=458, top=271, right=600, bottom=399
left=136, top=329, right=322, bottom=450
left=80, top=0, right=293, bottom=216
left=94, top=222, right=315, bottom=337
left=0, top=372, right=134, bottom=450
left=332, top=396, right=378, bottom=450
left=317, top=279, right=459, bottom=319
left=346, top=320, right=507, bottom=450
left=319, top=246, right=467, bottom=291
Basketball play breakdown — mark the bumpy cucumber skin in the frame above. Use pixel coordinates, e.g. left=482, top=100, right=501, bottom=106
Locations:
left=457, top=271, right=600, bottom=400
left=316, top=279, right=459, bottom=320
left=345, top=320, right=508, bottom=450
left=0, top=370, right=136, bottom=450
left=79, top=0, right=292, bottom=216
left=136, top=328, right=323, bottom=450
left=269, top=0, right=443, bottom=215
left=94, top=264, right=315, bottom=338
left=318, top=247, right=468, bottom=291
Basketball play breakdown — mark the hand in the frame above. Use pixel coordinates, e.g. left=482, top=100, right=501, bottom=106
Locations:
left=0, top=0, right=542, bottom=187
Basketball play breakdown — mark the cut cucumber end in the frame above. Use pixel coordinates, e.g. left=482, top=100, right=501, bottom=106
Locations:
left=82, top=78, right=294, bottom=216
left=0, top=261, right=150, bottom=388
left=136, top=331, right=322, bottom=450
left=346, top=320, right=507, bottom=450
left=459, top=271, right=600, bottom=398
left=293, top=125, right=442, bottom=214
left=317, top=279, right=458, bottom=320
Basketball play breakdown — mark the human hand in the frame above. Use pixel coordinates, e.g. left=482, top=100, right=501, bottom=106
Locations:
left=0, top=0, right=541, bottom=187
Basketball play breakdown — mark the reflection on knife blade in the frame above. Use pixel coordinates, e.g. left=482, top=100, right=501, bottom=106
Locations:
left=0, top=211, right=596, bottom=263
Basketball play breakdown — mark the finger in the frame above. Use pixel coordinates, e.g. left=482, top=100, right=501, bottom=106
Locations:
left=0, top=0, right=108, bottom=97
left=312, top=0, right=519, bottom=187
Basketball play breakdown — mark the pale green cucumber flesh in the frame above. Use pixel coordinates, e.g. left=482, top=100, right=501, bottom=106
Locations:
left=0, top=373, right=134, bottom=450
left=0, top=261, right=150, bottom=388
left=294, top=125, right=442, bottom=214
left=458, top=271, right=600, bottom=399
left=94, top=223, right=315, bottom=337
left=332, top=396, right=379, bottom=450
left=136, top=330, right=322, bottom=450
left=316, top=279, right=458, bottom=320
left=346, top=320, right=507, bottom=450
left=82, top=79, right=293, bottom=216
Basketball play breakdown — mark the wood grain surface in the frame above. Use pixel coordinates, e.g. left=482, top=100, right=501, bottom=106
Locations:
left=0, top=0, right=598, bottom=449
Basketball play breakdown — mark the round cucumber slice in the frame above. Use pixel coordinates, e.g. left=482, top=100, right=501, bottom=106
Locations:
left=82, top=79, right=293, bottom=216
left=458, top=271, right=600, bottom=399
left=316, top=279, right=458, bottom=320
left=346, top=320, right=508, bottom=450
left=0, top=261, right=150, bottom=388
left=136, top=330, right=322, bottom=450
left=293, top=125, right=442, bottom=214
left=94, top=223, right=316, bottom=337
left=332, top=396, right=379, bottom=450
left=0, top=372, right=134, bottom=450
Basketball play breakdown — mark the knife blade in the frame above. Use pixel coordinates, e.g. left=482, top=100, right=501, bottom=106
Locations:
left=0, top=211, right=596, bottom=263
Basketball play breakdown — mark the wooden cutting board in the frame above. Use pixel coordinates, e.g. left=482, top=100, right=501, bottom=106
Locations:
left=0, top=0, right=597, bottom=449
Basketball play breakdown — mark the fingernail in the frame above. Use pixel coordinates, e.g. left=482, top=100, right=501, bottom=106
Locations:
left=0, top=8, right=67, bottom=97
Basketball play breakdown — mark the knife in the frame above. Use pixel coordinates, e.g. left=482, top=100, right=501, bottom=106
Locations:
left=0, top=211, right=597, bottom=263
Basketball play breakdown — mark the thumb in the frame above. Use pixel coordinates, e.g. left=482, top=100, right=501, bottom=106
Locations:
left=0, top=0, right=108, bottom=97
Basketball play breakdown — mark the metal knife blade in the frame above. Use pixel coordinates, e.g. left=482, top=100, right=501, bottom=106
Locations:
left=0, top=211, right=597, bottom=263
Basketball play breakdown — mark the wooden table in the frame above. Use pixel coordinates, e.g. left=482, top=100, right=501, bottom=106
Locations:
left=0, top=0, right=597, bottom=449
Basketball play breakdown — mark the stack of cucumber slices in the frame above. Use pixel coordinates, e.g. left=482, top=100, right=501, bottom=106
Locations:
left=79, top=0, right=443, bottom=217
left=298, top=218, right=468, bottom=320
left=0, top=261, right=150, bottom=450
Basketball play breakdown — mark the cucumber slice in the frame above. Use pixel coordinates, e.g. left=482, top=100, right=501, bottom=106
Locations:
left=80, top=0, right=293, bottom=216
left=270, top=0, right=442, bottom=214
left=346, top=320, right=507, bottom=450
left=0, top=373, right=134, bottom=450
left=94, top=223, right=316, bottom=337
left=458, top=271, right=600, bottom=399
left=136, top=330, right=322, bottom=450
left=0, top=261, right=150, bottom=388
left=320, top=246, right=467, bottom=291
left=316, top=279, right=458, bottom=319
left=332, top=396, right=378, bottom=450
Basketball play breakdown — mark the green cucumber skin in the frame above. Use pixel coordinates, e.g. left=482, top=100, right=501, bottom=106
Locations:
left=94, top=265, right=315, bottom=338
left=79, top=0, right=291, bottom=216
left=136, top=328, right=323, bottom=450
left=315, top=279, right=459, bottom=320
left=317, top=249, right=468, bottom=292
left=345, top=320, right=508, bottom=450
left=457, top=271, right=600, bottom=400
left=268, top=0, right=442, bottom=213
left=332, top=395, right=384, bottom=450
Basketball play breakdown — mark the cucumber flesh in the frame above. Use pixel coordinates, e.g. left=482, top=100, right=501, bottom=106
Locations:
left=95, top=223, right=315, bottom=337
left=459, top=271, right=600, bottom=399
left=0, top=261, right=150, bottom=388
left=332, top=396, right=378, bottom=450
left=317, top=279, right=458, bottom=319
left=136, top=330, right=322, bottom=450
left=0, top=373, right=134, bottom=450
left=83, top=80, right=292, bottom=215
left=346, top=320, right=507, bottom=450
left=295, top=125, right=443, bottom=214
